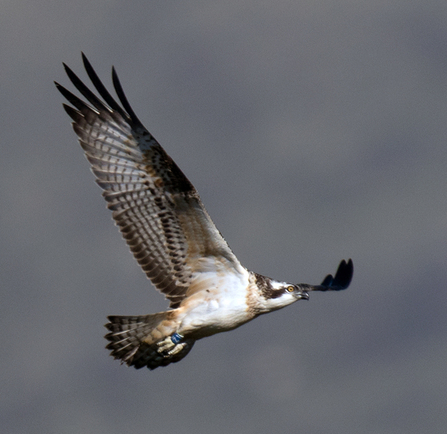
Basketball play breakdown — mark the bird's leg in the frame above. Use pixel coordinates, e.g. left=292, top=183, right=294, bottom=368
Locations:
left=157, top=333, right=186, bottom=357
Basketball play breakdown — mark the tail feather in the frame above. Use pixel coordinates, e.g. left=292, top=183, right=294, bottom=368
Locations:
left=104, top=312, right=195, bottom=370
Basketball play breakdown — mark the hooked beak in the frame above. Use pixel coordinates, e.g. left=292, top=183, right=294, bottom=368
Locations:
left=298, top=290, right=309, bottom=301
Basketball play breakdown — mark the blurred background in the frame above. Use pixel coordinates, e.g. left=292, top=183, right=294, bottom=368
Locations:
left=2, top=1, right=446, bottom=433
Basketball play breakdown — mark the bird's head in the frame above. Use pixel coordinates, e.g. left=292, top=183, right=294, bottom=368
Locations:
left=258, top=280, right=311, bottom=313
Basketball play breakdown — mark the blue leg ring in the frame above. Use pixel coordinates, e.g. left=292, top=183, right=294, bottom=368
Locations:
left=171, top=333, right=183, bottom=344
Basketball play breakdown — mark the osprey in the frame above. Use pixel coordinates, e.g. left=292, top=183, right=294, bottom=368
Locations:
left=56, top=54, right=353, bottom=370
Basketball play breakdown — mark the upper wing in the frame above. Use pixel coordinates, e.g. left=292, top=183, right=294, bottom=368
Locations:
left=55, top=54, right=244, bottom=308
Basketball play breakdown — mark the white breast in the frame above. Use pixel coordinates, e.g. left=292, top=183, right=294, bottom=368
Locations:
left=177, top=268, right=253, bottom=339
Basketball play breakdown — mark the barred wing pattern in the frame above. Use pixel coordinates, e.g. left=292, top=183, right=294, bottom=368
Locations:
left=55, top=54, right=243, bottom=308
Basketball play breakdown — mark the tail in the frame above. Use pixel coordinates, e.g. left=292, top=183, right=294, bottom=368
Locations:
left=104, top=312, right=195, bottom=370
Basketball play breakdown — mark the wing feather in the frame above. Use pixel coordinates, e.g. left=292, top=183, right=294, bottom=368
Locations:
left=56, top=55, right=244, bottom=308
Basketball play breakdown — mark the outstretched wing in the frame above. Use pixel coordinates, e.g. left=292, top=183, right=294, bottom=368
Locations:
left=313, top=259, right=353, bottom=291
left=55, top=54, right=244, bottom=308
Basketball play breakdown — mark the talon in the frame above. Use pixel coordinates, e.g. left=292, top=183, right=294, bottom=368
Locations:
left=157, top=333, right=184, bottom=356
left=156, top=338, right=174, bottom=354
left=167, top=342, right=187, bottom=356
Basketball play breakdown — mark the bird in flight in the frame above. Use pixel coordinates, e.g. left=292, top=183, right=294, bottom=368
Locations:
left=55, top=54, right=353, bottom=370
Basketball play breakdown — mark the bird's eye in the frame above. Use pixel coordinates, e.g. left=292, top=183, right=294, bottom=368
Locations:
left=286, top=286, right=294, bottom=292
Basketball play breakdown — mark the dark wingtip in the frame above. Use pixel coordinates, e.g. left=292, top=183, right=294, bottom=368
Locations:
left=319, top=259, right=353, bottom=291
left=111, top=65, right=143, bottom=126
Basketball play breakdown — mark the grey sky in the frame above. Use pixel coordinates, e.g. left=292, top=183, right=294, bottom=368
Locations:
left=2, top=1, right=447, bottom=433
